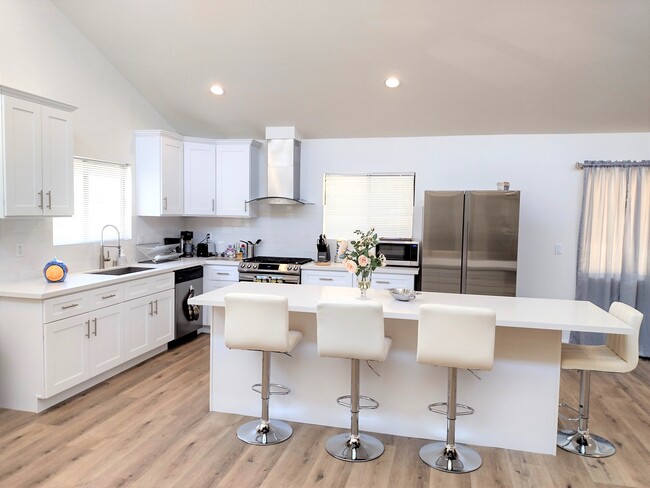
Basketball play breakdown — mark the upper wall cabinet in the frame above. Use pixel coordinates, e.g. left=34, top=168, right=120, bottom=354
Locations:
left=0, top=86, right=76, bottom=217
left=181, top=138, right=260, bottom=218
left=183, top=141, right=216, bottom=216
left=215, top=140, right=260, bottom=218
left=134, top=131, right=184, bottom=216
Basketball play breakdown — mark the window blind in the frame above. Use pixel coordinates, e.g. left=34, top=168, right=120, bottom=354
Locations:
left=323, top=173, right=415, bottom=240
left=53, top=158, right=132, bottom=245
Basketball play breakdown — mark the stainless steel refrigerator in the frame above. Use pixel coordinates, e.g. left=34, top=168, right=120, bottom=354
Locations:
left=421, top=190, right=520, bottom=296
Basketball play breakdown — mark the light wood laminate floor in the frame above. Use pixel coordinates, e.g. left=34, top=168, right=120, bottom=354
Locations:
left=0, top=334, right=648, bottom=487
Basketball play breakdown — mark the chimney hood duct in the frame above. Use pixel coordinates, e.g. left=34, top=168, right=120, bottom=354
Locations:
left=247, top=136, right=311, bottom=205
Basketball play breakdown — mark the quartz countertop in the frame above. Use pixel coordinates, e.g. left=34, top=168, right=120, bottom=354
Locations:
left=301, top=262, right=419, bottom=275
left=0, top=257, right=239, bottom=300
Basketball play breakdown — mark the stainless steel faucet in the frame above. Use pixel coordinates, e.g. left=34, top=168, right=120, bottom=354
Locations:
left=100, top=224, right=122, bottom=269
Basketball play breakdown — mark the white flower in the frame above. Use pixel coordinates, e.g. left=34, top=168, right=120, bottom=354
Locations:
left=344, top=259, right=358, bottom=273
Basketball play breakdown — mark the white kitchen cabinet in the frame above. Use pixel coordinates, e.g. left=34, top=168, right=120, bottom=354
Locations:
left=356, top=272, right=414, bottom=290
left=44, top=302, right=123, bottom=397
left=215, top=140, right=260, bottom=217
left=124, top=288, right=174, bottom=361
left=0, top=87, right=76, bottom=217
left=203, top=263, right=239, bottom=328
left=44, top=313, right=90, bottom=396
left=135, top=130, right=184, bottom=216
left=302, top=269, right=353, bottom=287
left=184, top=141, right=216, bottom=216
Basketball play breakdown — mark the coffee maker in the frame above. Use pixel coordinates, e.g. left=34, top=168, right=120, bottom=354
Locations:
left=180, top=231, right=194, bottom=257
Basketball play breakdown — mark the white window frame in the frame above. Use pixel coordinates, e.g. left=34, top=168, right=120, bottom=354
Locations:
left=322, top=172, right=415, bottom=240
left=53, top=157, right=132, bottom=245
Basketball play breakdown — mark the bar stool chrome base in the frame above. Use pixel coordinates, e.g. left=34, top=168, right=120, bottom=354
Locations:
left=420, top=441, right=482, bottom=473
left=325, top=432, right=384, bottom=462
left=556, top=429, right=616, bottom=458
left=237, top=419, right=293, bottom=446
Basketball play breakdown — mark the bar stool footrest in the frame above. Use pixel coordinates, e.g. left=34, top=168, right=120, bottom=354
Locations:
left=428, top=402, right=475, bottom=416
left=251, top=383, right=291, bottom=395
left=558, top=403, right=581, bottom=422
left=336, top=394, right=379, bottom=410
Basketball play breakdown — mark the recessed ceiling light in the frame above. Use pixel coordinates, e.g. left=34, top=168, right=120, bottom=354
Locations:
left=210, top=84, right=225, bottom=95
left=385, top=77, right=400, bottom=88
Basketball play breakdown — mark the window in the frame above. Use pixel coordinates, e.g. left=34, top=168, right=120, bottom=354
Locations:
left=53, top=158, right=132, bottom=245
left=323, top=173, right=415, bottom=239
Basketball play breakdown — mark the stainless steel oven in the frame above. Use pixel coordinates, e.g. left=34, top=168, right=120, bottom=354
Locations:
left=238, top=256, right=312, bottom=284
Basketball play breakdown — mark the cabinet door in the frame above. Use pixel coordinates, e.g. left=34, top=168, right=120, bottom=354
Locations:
left=41, top=106, right=74, bottom=216
left=160, top=136, right=184, bottom=215
left=150, top=289, right=174, bottom=347
left=123, top=295, right=152, bottom=361
left=216, top=144, right=251, bottom=217
left=88, top=304, right=123, bottom=376
left=44, top=314, right=91, bottom=396
left=2, top=96, right=43, bottom=216
left=184, top=142, right=216, bottom=215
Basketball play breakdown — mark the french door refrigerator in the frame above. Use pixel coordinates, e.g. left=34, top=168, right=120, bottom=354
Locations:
left=422, top=190, right=520, bottom=296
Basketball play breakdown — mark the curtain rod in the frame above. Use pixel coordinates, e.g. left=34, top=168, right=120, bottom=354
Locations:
left=575, top=160, right=650, bottom=169
left=74, top=155, right=130, bottom=166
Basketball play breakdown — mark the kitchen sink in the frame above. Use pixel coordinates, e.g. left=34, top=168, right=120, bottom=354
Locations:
left=88, top=266, right=152, bottom=276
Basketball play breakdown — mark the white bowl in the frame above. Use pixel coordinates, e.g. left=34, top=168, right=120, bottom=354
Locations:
left=388, top=288, right=416, bottom=301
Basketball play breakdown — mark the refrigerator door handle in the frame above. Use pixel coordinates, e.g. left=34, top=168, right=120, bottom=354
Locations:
left=461, top=192, right=470, bottom=294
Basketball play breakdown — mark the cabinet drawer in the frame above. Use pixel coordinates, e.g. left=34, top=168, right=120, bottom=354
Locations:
left=44, top=292, right=88, bottom=323
left=302, top=270, right=352, bottom=287
left=124, top=273, right=174, bottom=300
left=368, top=273, right=414, bottom=290
left=87, top=283, right=124, bottom=310
left=205, top=265, right=239, bottom=281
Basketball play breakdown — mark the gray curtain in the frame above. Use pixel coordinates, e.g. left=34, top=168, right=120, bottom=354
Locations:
left=572, top=161, right=650, bottom=357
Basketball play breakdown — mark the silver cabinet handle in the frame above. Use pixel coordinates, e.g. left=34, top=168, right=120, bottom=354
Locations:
left=375, top=280, right=390, bottom=284
left=46, top=190, right=52, bottom=209
left=38, top=190, right=44, bottom=209
left=149, top=301, right=153, bottom=316
left=85, top=320, right=90, bottom=338
left=212, top=199, right=215, bottom=211
left=319, top=277, right=334, bottom=281
left=102, top=294, right=116, bottom=300
left=163, top=196, right=168, bottom=210
left=154, top=299, right=158, bottom=315
left=216, top=272, right=229, bottom=276
left=92, top=318, right=98, bottom=336
left=62, top=303, right=79, bottom=310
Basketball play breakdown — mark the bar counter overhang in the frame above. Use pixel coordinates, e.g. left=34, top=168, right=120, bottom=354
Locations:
left=189, top=282, right=633, bottom=455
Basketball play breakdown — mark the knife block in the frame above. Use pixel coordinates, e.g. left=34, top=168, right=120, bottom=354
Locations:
left=317, top=247, right=330, bottom=263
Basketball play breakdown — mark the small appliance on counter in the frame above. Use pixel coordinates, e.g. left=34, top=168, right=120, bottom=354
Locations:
left=180, top=231, right=194, bottom=257
left=317, top=234, right=330, bottom=262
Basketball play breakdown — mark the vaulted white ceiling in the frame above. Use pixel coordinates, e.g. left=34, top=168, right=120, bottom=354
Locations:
left=53, top=0, right=650, bottom=139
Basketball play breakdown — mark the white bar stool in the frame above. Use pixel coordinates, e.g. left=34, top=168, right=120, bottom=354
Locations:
left=417, top=304, right=496, bottom=474
left=224, top=293, right=303, bottom=446
left=557, top=301, right=643, bottom=457
left=316, top=299, right=392, bottom=462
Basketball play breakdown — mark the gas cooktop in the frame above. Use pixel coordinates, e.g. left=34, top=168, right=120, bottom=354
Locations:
left=242, top=256, right=312, bottom=265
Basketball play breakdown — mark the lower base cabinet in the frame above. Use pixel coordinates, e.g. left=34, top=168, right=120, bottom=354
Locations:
left=44, top=303, right=123, bottom=397
left=124, top=289, right=174, bottom=361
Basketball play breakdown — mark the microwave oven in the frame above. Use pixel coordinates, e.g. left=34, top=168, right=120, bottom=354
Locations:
left=375, top=240, right=420, bottom=267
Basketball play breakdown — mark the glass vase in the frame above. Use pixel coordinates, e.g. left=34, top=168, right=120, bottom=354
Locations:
left=357, top=269, right=372, bottom=299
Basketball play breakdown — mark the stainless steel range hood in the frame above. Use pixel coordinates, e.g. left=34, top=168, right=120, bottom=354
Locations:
left=247, top=128, right=310, bottom=205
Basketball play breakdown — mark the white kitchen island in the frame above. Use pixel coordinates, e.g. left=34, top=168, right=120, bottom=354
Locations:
left=189, top=282, right=633, bottom=455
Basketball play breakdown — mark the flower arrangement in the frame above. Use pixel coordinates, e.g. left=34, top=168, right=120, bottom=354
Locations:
left=340, top=228, right=386, bottom=277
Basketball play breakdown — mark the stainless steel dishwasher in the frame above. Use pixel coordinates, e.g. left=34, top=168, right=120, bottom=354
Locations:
left=174, top=265, right=203, bottom=340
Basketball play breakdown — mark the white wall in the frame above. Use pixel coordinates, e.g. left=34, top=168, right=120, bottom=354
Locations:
left=0, top=0, right=178, bottom=281
left=192, top=133, right=649, bottom=299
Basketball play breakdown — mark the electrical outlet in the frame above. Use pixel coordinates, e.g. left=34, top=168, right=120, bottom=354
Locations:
left=16, top=243, right=24, bottom=257
left=554, top=243, right=563, bottom=255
